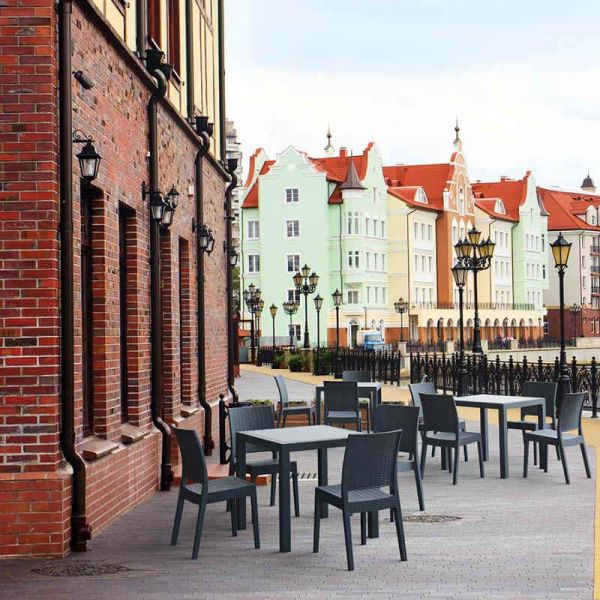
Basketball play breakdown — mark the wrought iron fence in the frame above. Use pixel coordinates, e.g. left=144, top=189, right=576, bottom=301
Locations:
left=410, top=352, right=598, bottom=415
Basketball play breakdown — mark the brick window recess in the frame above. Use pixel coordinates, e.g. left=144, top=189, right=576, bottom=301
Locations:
left=178, top=238, right=192, bottom=407
left=167, top=0, right=181, bottom=75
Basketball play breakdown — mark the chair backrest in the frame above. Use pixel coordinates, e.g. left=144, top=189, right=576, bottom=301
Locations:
left=274, top=375, right=289, bottom=408
left=172, top=426, right=208, bottom=486
left=374, top=404, right=419, bottom=454
left=557, top=392, right=586, bottom=433
left=341, top=430, right=402, bottom=495
left=420, top=393, right=459, bottom=434
left=408, top=382, right=435, bottom=409
left=324, top=381, right=359, bottom=414
left=229, top=405, right=274, bottom=458
left=521, top=381, right=558, bottom=420
left=342, top=370, right=372, bottom=383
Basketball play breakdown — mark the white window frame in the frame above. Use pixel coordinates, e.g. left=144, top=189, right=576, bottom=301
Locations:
left=286, top=254, right=300, bottom=273
left=285, top=219, right=300, bottom=239
left=347, top=289, right=359, bottom=304
left=247, top=254, right=260, bottom=273
left=247, top=220, right=259, bottom=240
left=285, top=188, right=299, bottom=203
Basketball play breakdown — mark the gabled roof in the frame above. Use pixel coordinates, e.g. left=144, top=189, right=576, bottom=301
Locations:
left=538, top=187, right=600, bottom=232
left=241, top=159, right=275, bottom=208
left=474, top=198, right=517, bottom=222
left=383, top=163, right=453, bottom=209
left=471, top=176, right=526, bottom=221
left=387, top=185, right=438, bottom=212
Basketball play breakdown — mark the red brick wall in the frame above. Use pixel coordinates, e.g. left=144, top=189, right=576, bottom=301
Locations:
left=0, top=0, right=230, bottom=557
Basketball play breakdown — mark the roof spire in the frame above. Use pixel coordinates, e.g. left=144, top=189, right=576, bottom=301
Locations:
left=339, top=157, right=366, bottom=191
left=453, top=116, right=461, bottom=146
left=581, top=171, right=596, bottom=193
left=324, top=125, right=334, bottom=155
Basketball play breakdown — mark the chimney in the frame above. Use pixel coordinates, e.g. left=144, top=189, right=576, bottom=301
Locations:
left=339, top=147, right=347, bottom=158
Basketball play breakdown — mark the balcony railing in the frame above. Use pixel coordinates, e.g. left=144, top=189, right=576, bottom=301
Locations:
left=410, top=302, right=537, bottom=311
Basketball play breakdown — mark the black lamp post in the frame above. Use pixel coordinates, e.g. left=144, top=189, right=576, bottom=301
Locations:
left=454, top=227, right=495, bottom=353
left=283, top=300, right=298, bottom=347
left=332, top=288, right=343, bottom=378
left=452, top=261, right=469, bottom=395
left=314, top=294, right=323, bottom=374
left=394, top=297, right=409, bottom=342
left=293, top=264, right=319, bottom=348
left=570, top=303, right=581, bottom=344
left=269, top=304, right=278, bottom=349
left=243, top=284, right=261, bottom=364
left=255, top=299, right=264, bottom=350
left=551, top=232, right=573, bottom=401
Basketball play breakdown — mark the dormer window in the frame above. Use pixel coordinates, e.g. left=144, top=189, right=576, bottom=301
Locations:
left=495, top=200, right=506, bottom=215
left=415, top=188, right=428, bottom=204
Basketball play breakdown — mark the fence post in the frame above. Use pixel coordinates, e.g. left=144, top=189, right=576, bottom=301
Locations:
left=508, top=355, right=515, bottom=396
left=537, top=356, right=543, bottom=381
left=592, top=357, right=598, bottom=418
left=554, top=356, right=560, bottom=383
left=522, top=356, right=528, bottom=392
left=571, top=356, right=578, bottom=391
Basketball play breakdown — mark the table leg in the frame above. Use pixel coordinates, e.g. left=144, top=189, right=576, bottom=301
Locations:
left=317, top=448, right=328, bottom=518
left=480, top=408, right=489, bottom=461
left=279, top=448, right=291, bottom=552
left=499, top=406, right=508, bottom=479
left=367, top=512, right=379, bottom=538
left=236, top=438, right=247, bottom=530
left=316, top=389, right=322, bottom=425
left=537, top=401, right=546, bottom=471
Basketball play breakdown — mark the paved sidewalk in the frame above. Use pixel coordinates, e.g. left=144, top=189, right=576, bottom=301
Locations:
left=0, top=369, right=595, bottom=599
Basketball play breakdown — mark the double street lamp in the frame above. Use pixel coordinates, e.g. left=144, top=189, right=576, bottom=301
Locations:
left=394, top=297, right=409, bottom=342
left=243, top=284, right=261, bottom=364
left=452, top=261, right=469, bottom=395
left=332, top=288, right=343, bottom=378
left=550, top=232, right=573, bottom=400
left=293, top=264, right=319, bottom=348
left=454, top=227, right=495, bottom=353
left=283, top=300, right=299, bottom=347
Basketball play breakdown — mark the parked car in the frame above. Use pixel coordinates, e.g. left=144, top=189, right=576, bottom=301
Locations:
left=361, top=331, right=386, bottom=351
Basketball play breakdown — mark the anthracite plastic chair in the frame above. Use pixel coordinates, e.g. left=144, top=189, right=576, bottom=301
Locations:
left=313, top=429, right=407, bottom=571
left=171, top=426, right=260, bottom=559
left=229, top=405, right=300, bottom=516
left=342, top=370, right=373, bottom=431
left=524, top=392, right=592, bottom=484
left=509, top=381, right=558, bottom=465
left=419, top=393, right=484, bottom=485
left=374, top=404, right=424, bottom=511
left=409, top=382, right=468, bottom=463
left=323, top=380, right=362, bottom=431
left=274, top=375, right=316, bottom=427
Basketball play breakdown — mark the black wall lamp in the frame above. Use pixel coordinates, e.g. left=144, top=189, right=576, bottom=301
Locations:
left=73, top=130, right=101, bottom=182
left=142, top=183, right=180, bottom=227
left=199, top=223, right=215, bottom=253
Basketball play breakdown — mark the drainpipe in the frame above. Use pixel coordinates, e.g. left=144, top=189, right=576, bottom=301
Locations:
left=58, top=0, right=91, bottom=551
left=147, top=55, right=173, bottom=490
left=225, top=162, right=239, bottom=402
left=194, top=129, right=214, bottom=453
left=135, top=0, right=146, bottom=59
left=217, top=0, right=227, bottom=164
left=338, top=204, right=343, bottom=293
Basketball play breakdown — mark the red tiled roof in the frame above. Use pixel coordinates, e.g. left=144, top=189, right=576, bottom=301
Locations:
left=241, top=159, right=275, bottom=208
left=387, top=185, right=438, bottom=212
left=474, top=198, right=517, bottom=222
left=471, top=176, right=527, bottom=221
left=538, top=187, right=600, bottom=231
left=383, top=163, right=453, bottom=209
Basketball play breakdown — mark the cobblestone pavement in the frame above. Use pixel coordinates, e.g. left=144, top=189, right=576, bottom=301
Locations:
left=1, top=370, right=595, bottom=600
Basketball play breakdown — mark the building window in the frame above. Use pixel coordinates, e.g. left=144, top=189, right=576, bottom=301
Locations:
left=365, top=218, right=370, bottom=236
left=147, top=0, right=161, bottom=47
left=287, top=254, right=300, bottom=272
left=287, top=289, right=300, bottom=304
left=347, top=289, right=359, bottom=304
left=366, top=286, right=371, bottom=303
left=285, top=188, right=299, bottom=203
left=381, top=221, right=386, bottom=238
left=373, top=253, right=378, bottom=271
left=247, top=254, right=260, bottom=273
left=247, top=220, right=259, bottom=239
left=348, top=251, right=360, bottom=268
left=167, top=0, right=181, bottom=74
left=347, top=213, right=352, bottom=235
left=286, top=219, right=299, bottom=238
left=288, top=323, right=301, bottom=342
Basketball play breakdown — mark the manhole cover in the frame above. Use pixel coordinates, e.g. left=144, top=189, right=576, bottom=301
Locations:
left=404, top=514, right=461, bottom=523
left=32, top=563, right=131, bottom=577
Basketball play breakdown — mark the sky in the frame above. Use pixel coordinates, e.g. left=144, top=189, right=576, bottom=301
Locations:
left=225, top=0, right=600, bottom=189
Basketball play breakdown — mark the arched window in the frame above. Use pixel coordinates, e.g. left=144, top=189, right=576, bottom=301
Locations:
left=458, top=187, right=465, bottom=215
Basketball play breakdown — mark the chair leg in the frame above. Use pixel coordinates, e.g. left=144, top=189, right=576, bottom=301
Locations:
left=250, top=475, right=256, bottom=523
left=357, top=416, right=362, bottom=432
left=533, top=436, right=538, bottom=466
left=420, top=441, right=428, bottom=476
left=342, top=509, right=354, bottom=571
left=277, top=409, right=282, bottom=428
left=581, top=443, right=592, bottom=478
left=452, top=444, right=460, bottom=485
left=250, top=490, right=260, bottom=549
left=543, top=444, right=549, bottom=473
left=477, top=441, right=485, bottom=478
left=414, top=460, right=425, bottom=511
left=447, top=448, right=453, bottom=474
left=463, top=444, right=468, bottom=462
left=555, top=445, right=561, bottom=461
left=191, top=503, right=206, bottom=560
left=360, top=512, right=367, bottom=545
left=282, top=414, right=287, bottom=428
left=441, top=446, right=447, bottom=470
left=392, top=502, right=407, bottom=562
left=431, top=446, right=436, bottom=457
left=313, top=496, right=321, bottom=553
left=558, top=443, right=570, bottom=485
left=231, top=496, right=238, bottom=536
left=523, top=438, right=529, bottom=478
left=170, top=491, right=185, bottom=546
left=292, top=468, right=300, bottom=518
left=270, top=473, right=277, bottom=506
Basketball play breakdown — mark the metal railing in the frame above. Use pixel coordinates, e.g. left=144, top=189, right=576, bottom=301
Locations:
left=410, top=301, right=537, bottom=311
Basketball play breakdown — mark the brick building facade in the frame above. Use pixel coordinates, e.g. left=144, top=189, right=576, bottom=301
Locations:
left=0, top=0, right=233, bottom=557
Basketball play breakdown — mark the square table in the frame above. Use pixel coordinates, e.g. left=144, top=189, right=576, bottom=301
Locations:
left=454, top=395, right=546, bottom=479
left=236, top=425, right=378, bottom=552
left=314, top=382, right=382, bottom=427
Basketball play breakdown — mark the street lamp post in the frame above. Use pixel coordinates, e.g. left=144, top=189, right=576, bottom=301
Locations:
left=394, top=297, right=409, bottom=342
left=452, top=261, right=469, bottom=395
left=332, top=289, right=343, bottom=379
left=283, top=300, right=298, bottom=348
left=269, top=304, right=278, bottom=348
left=314, top=294, right=323, bottom=374
left=454, top=227, right=495, bottom=353
left=293, top=265, right=319, bottom=349
left=243, top=284, right=261, bottom=364
left=255, top=299, right=264, bottom=349
left=551, top=232, right=573, bottom=401
left=570, top=303, right=581, bottom=344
